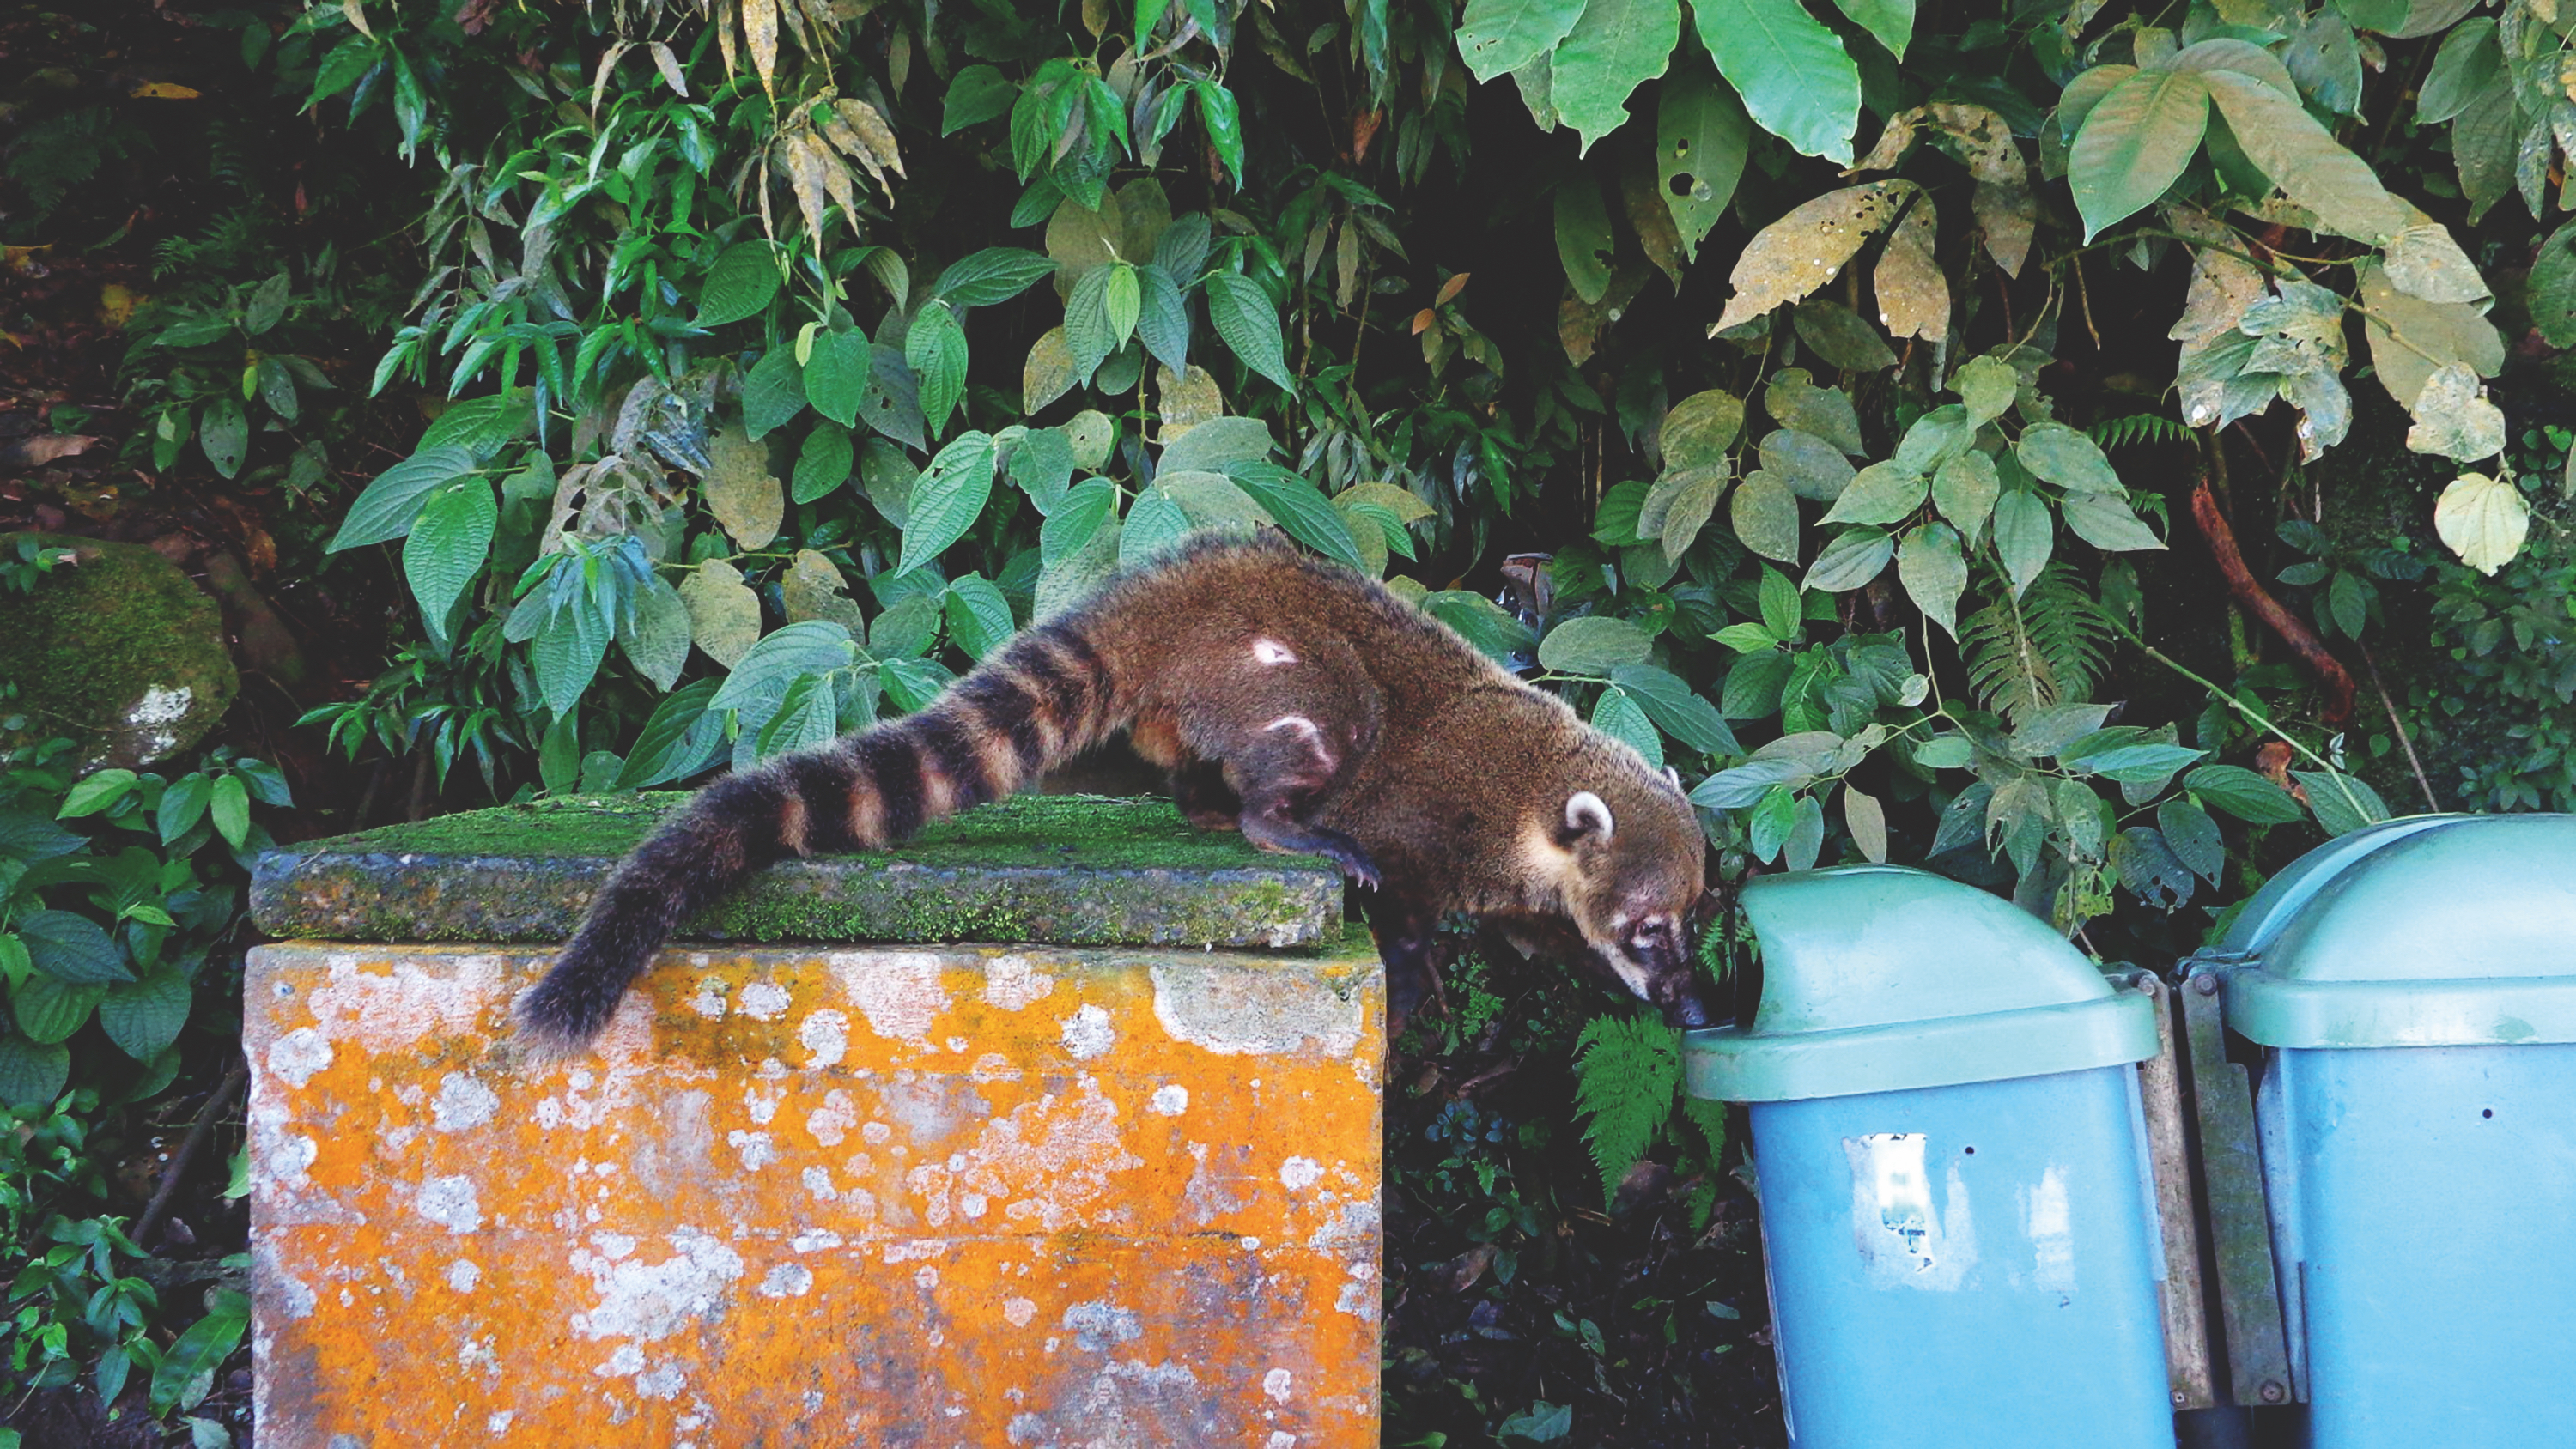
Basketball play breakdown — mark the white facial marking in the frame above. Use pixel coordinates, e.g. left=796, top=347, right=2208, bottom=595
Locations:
left=1263, top=714, right=1321, bottom=739
left=1606, top=950, right=1656, bottom=999
left=1252, top=637, right=1299, bottom=665
left=1565, top=791, right=1614, bottom=840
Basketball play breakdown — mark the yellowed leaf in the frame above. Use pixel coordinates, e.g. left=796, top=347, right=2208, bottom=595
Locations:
left=2404, top=363, right=2505, bottom=462
left=1847, top=111, right=1920, bottom=173
left=679, top=557, right=764, bottom=667
left=1024, top=329, right=1078, bottom=412
left=833, top=99, right=905, bottom=182
left=702, top=425, right=783, bottom=549
left=1711, top=181, right=1913, bottom=336
left=1118, top=179, right=1173, bottom=268
left=2356, top=258, right=2503, bottom=418
left=1844, top=785, right=1889, bottom=863
left=781, top=548, right=866, bottom=631
left=2167, top=209, right=2269, bottom=428
left=2381, top=218, right=2490, bottom=305
left=2433, top=471, right=2529, bottom=574
left=781, top=134, right=832, bottom=248
left=1874, top=195, right=1948, bottom=343
left=1155, top=364, right=1225, bottom=439
left=1337, top=480, right=1437, bottom=524
left=1045, top=192, right=1126, bottom=295
left=1973, top=178, right=2036, bottom=277
left=1065, top=410, right=1115, bottom=470
left=743, top=0, right=781, bottom=97
left=340, top=0, right=373, bottom=39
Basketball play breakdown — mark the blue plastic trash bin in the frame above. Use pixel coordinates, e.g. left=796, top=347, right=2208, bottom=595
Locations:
left=1685, top=866, right=2173, bottom=1448
left=2205, top=813, right=2576, bottom=1448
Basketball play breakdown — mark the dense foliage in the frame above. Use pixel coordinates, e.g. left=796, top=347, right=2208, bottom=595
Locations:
left=10, top=0, right=2576, bottom=1438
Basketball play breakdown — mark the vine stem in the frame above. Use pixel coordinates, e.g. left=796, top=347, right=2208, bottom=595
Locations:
left=2356, top=637, right=2441, bottom=813
left=2109, top=619, right=2372, bottom=824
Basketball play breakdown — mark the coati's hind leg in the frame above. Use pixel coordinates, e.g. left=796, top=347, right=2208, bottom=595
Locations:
left=1363, top=890, right=1453, bottom=1037
left=1221, top=720, right=1382, bottom=887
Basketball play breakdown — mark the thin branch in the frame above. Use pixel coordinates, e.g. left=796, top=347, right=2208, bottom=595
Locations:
left=2356, top=637, right=2440, bottom=813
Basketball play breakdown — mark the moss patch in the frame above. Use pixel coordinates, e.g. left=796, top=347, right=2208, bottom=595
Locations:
left=0, top=533, right=236, bottom=767
left=252, top=793, right=1345, bottom=950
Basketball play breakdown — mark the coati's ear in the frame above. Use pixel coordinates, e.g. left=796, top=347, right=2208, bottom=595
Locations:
left=1662, top=766, right=1683, bottom=792
left=1562, top=791, right=1615, bottom=846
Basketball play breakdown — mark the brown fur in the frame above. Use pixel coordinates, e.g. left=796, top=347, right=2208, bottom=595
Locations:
left=518, top=534, right=1713, bottom=1046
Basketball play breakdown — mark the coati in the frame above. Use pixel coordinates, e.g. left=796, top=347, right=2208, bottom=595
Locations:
left=519, top=532, right=1716, bottom=1046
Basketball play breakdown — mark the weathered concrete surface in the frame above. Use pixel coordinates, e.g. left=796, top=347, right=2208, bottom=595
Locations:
left=246, top=937, right=1383, bottom=1447
left=251, top=793, right=1342, bottom=950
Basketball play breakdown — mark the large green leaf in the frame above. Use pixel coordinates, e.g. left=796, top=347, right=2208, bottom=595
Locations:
left=2069, top=70, right=2208, bottom=240
left=99, top=970, right=191, bottom=1061
left=802, top=328, right=873, bottom=428
left=1607, top=663, right=1740, bottom=754
left=793, top=421, right=855, bottom=504
left=1554, top=175, right=1615, bottom=304
left=1992, top=489, right=2054, bottom=597
left=1226, top=462, right=1365, bottom=570
left=2202, top=70, right=2409, bottom=242
left=906, top=300, right=969, bottom=435
left=20, top=911, right=131, bottom=985
left=896, top=432, right=998, bottom=575
left=1690, top=0, right=1861, bottom=163
left=697, top=240, right=783, bottom=327
left=932, top=247, right=1057, bottom=306
left=742, top=343, right=808, bottom=440
left=1456, top=0, right=1590, bottom=84
left=12, top=977, right=104, bottom=1045
left=1828, top=0, right=1911, bottom=60
left=1205, top=275, right=1294, bottom=393
left=709, top=621, right=856, bottom=712
left=622, top=574, right=692, bottom=690
left=0, top=1035, right=68, bottom=1108
left=326, top=446, right=477, bottom=550
left=402, top=478, right=496, bottom=630
left=1656, top=70, right=1752, bottom=264
left=1537, top=615, right=1653, bottom=675
left=1552, top=0, right=1681, bottom=155
left=1897, top=523, right=1967, bottom=636
left=1801, top=526, right=1893, bottom=591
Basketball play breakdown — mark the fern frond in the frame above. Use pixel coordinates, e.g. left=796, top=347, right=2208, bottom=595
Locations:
left=1961, top=562, right=2115, bottom=725
left=2089, top=414, right=2193, bottom=452
left=1571, top=1014, right=1681, bottom=1206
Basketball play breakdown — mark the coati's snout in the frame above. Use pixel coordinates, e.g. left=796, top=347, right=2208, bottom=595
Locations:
left=1557, top=786, right=1715, bottom=1029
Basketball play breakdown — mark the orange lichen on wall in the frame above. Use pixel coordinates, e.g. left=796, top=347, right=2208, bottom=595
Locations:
left=245, top=940, right=1383, bottom=1447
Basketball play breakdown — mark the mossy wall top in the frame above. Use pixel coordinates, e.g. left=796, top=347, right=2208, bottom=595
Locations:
left=251, top=793, right=1343, bottom=951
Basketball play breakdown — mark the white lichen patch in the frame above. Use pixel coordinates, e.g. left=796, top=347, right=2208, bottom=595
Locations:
left=902, top=1075, right=1142, bottom=1231
left=447, top=1259, right=481, bottom=1294
left=267, top=1027, right=333, bottom=1088
left=805, top=1089, right=857, bottom=1147
left=1278, top=1156, right=1323, bottom=1191
left=757, top=1264, right=815, bottom=1299
left=1061, top=1300, right=1143, bottom=1352
left=1263, top=1367, right=1294, bottom=1403
left=431, top=1072, right=497, bottom=1132
left=738, top=982, right=793, bottom=1021
left=690, top=978, right=729, bottom=1019
left=1150, top=1085, right=1189, bottom=1116
left=1148, top=961, right=1363, bottom=1058
left=798, top=1009, right=850, bottom=1070
left=1059, top=1003, right=1115, bottom=1060
left=982, top=954, right=1056, bottom=1011
left=1003, top=1295, right=1038, bottom=1327
left=790, top=1228, right=843, bottom=1253
left=829, top=951, right=950, bottom=1045
left=568, top=1227, right=744, bottom=1343
left=415, top=1175, right=483, bottom=1234
left=726, top=1130, right=776, bottom=1172
left=800, top=1165, right=837, bottom=1201
left=126, top=685, right=193, bottom=760
left=301, top=951, right=513, bottom=1054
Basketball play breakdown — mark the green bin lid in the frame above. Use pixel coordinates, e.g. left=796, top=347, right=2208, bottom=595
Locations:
left=2221, top=814, right=2576, bottom=1048
left=1683, top=865, right=2158, bottom=1103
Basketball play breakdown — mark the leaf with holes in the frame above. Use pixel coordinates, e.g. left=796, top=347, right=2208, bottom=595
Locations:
left=1456, top=0, right=1589, bottom=83
left=897, top=432, right=998, bottom=576
left=1656, top=69, right=1752, bottom=264
left=1712, top=182, right=1908, bottom=334
left=1552, top=0, right=1680, bottom=155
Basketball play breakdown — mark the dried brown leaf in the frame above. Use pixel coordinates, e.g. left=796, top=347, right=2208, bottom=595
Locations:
left=679, top=557, right=763, bottom=668
left=703, top=425, right=784, bottom=549
left=1874, top=195, right=1948, bottom=343
left=1710, top=181, right=1913, bottom=335
left=743, top=0, right=781, bottom=97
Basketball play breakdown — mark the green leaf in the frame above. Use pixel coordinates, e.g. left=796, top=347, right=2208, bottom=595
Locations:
left=802, top=329, right=873, bottom=428
left=417, top=391, right=532, bottom=459
left=710, top=621, right=856, bottom=713
left=150, top=1289, right=249, bottom=1419
left=1103, top=264, right=1141, bottom=350
left=1820, top=462, right=1925, bottom=525
left=2417, top=20, right=2500, bottom=124
left=1538, top=615, right=1654, bottom=675
left=0, top=1035, right=69, bottom=1108
left=1729, top=470, right=1801, bottom=561
left=403, top=478, right=496, bottom=631
left=58, top=769, right=138, bottom=819
left=1194, top=82, right=1245, bottom=188
left=532, top=604, right=608, bottom=717
left=943, top=575, right=1017, bottom=661
left=1931, top=450, right=2000, bottom=546
left=1206, top=275, right=1295, bottom=393
left=1456, top=0, right=1590, bottom=84
left=933, top=247, right=1056, bottom=306
left=1829, top=0, right=1912, bottom=60
left=2158, top=797, right=2225, bottom=882
left=197, top=395, right=247, bottom=479
left=1690, top=0, right=1862, bottom=163
left=1593, top=688, right=1665, bottom=767
left=2061, top=492, right=2166, bottom=552
left=1897, top=522, right=1967, bottom=636
left=20, top=911, right=131, bottom=985
left=616, top=679, right=726, bottom=789
left=1226, top=462, right=1364, bottom=570
left=897, top=432, right=998, bottom=576
left=1758, top=565, right=1801, bottom=640
left=942, top=64, right=1017, bottom=134
left=1571, top=1014, right=1682, bottom=1204
left=1163, top=416, right=1277, bottom=473
left=1793, top=299, right=1899, bottom=372
left=210, top=773, right=250, bottom=848
left=2069, top=70, right=2208, bottom=240
left=698, top=241, right=783, bottom=327
left=158, top=773, right=210, bottom=844
left=100, top=971, right=191, bottom=1061
left=326, top=446, right=476, bottom=551
left=2185, top=764, right=2307, bottom=823
left=2294, top=770, right=2391, bottom=836
left=1553, top=0, right=1680, bottom=155
left=13, top=977, right=104, bottom=1045
left=1042, top=478, right=1120, bottom=565
left=1760, top=429, right=1856, bottom=502
left=1801, top=527, right=1893, bottom=592
left=1065, top=264, right=1119, bottom=386
left=2015, top=422, right=2124, bottom=494
left=1134, top=264, right=1189, bottom=373
left=1120, top=487, right=1196, bottom=569
left=622, top=575, right=691, bottom=691
left=793, top=421, right=855, bottom=504
left=1992, top=490, right=2053, bottom=597
left=753, top=674, right=841, bottom=761
left=1608, top=664, right=1741, bottom=755
left=2201, top=70, right=2409, bottom=243
left=1656, top=70, right=1753, bottom=264
left=1554, top=175, right=1616, bottom=305
left=1422, top=591, right=1539, bottom=664
left=742, top=343, right=808, bottom=440
left=908, top=302, right=969, bottom=438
